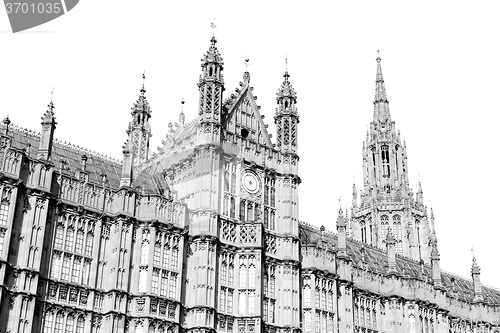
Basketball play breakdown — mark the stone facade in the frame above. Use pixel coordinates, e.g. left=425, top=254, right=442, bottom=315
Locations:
left=0, top=37, right=498, bottom=333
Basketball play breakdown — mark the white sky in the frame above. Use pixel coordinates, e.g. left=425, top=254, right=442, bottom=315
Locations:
left=1, top=1, right=499, bottom=288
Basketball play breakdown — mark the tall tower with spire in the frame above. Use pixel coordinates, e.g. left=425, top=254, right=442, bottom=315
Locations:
left=350, top=54, right=433, bottom=263
left=128, top=73, right=152, bottom=165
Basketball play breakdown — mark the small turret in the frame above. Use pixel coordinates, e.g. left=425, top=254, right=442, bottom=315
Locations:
left=275, top=65, right=299, bottom=155
left=386, top=229, right=397, bottom=274
left=336, top=208, right=347, bottom=258
left=128, top=72, right=152, bottom=165
left=37, top=96, right=57, bottom=160
left=471, top=255, right=484, bottom=303
left=352, top=182, right=358, bottom=208
left=430, top=239, right=443, bottom=289
left=120, top=139, right=134, bottom=188
left=417, top=181, right=424, bottom=205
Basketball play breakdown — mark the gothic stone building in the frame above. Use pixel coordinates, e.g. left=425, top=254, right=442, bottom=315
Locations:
left=0, top=37, right=499, bottom=333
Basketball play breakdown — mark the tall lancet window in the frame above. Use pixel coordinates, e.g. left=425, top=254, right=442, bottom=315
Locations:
left=381, top=145, right=390, bottom=178
left=380, top=215, right=389, bottom=244
left=393, top=215, right=402, bottom=255
left=360, top=221, right=367, bottom=243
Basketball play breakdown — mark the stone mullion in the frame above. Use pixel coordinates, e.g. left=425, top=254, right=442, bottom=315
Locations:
left=147, top=227, right=156, bottom=294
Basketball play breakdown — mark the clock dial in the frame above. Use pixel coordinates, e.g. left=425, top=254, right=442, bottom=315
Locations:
left=242, top=171, right=261, bottom=194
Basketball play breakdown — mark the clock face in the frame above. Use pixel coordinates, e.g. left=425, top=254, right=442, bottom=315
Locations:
left=242, top=171, right=261, bottom=195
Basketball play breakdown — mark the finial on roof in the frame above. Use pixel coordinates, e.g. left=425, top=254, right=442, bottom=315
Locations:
left=376, top=49, right=381, bottom=63
left=2, top=115, right=11, bottom=136
left=3, top=115, right=11, bottom=128
left=141, top=71, right=146, bottom=95
left=51, top=87, right=54, bottom=103
left=179, top=98, right=185, bottom=126
left=243, top=57, right=250, bottom=84
left=471, top=253, right=481, bottom=275
left=211, top=20, right=216, bottom=37
left=373, top=50, right=390, bottom=121
left=285, top=55, right=288, bottom=72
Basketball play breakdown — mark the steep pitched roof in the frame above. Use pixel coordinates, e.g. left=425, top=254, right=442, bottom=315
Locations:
left=4, top=125, right=123, bottom=188
left=3, top=124, right=166, bottom=195
left=299, top=222, right=500, bottom=304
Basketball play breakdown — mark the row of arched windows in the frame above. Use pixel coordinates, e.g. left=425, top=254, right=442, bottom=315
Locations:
left=43, top=311, right=85, bottom=333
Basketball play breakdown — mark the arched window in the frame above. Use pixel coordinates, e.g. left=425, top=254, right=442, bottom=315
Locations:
left=43, top=310, right=54, bottom=333
left=303, top=284, right=311, bottom=307
left=65, top=315, right=74, bottom=333
left=380, top=215, right=389, bottom=243
left=360, top=221, right=366, bottom=243
left=381, top=145, right=390, bottom=178
left=209, top=67, right=213, bottom=77
left=409, top=306, right=416, bottom=333
left=140, top=240, right=149, bottom=265
left=239, top=257, right=247, bottom=288
left=248, top=256, right=256, bottom=288
left=148, top=323, right=155, bottom=333
left=55, top=313, right=64, bottom=333
left=136, top=322, right=144, bottom=333
left=393, top=215, right=402, bottom=255
left=65, top=227, right=74, bottom=251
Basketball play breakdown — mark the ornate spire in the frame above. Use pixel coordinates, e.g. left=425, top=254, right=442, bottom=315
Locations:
left=430, top=208, right=436, bottom=238
left=128, top=72, right=152, bottom=165
left=373, top=51, right=391, bottom=122
left=275, top=61, right=299, bottom=155
left=430, top=238, right=439, bottom=258
left=276, top=67, right=297, bottom=106
left=131, top=71, right=151, bottom=119
left=471, top=254, right=484, bottom=302
left=471, top=255, right=481, bottom=275
left=42, top=94, right=57, bottom=126
left=38, top=90, right=57, bottom=160
left=200, top=36, right=224, bottom=78
left=336, top=207, right=346, bottom=228
left=352, top=182, right=358, bottom=207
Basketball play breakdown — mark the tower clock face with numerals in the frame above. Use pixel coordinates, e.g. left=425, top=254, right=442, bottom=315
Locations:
left=241, top=170, right=261, bottom=195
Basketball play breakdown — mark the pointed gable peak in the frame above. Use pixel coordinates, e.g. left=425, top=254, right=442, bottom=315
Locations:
left=373, top=52, right=391, bottom=122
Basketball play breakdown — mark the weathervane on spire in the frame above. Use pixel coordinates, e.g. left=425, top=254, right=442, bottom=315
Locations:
left=285, top=55, right=288, bottom=72
left=141, top=71, right=146, bottom=94
left=211, top=20, right=216, bottom=37
left=51, top=87, right=54, bottom=103
left=376, top=49, right=381, bottom=63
